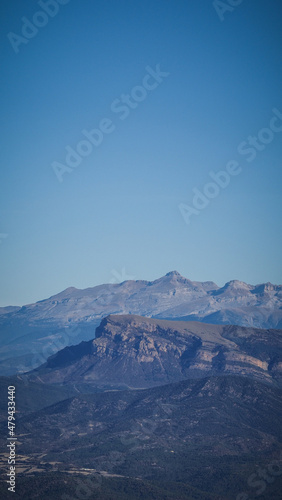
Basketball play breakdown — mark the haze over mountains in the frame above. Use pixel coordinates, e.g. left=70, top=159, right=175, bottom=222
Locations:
left=0, top=271, right=282, bottom=375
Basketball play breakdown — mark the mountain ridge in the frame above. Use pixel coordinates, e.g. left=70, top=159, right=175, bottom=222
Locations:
left=2, top=374, right=281, bottom=499
left=0, top=271, right=281, bottom=376
left=30, top=314, right=282, bottom=389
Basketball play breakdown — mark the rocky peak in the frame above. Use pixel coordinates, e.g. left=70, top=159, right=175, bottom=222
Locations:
left=252, top=282, right=280, bottom=294
left=165, top=270, right=182, bottom=278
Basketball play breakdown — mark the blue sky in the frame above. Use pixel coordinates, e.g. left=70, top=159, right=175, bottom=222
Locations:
left=0, top=0, right=282, bottom=306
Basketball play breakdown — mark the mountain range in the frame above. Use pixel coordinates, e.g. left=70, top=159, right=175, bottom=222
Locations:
left=0, top=271, right=282, bottom=375
left=0, top=281, right=282, bottom=498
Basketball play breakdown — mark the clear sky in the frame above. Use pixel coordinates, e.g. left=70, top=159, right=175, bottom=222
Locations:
left=0, top=0, right=282, bottom=306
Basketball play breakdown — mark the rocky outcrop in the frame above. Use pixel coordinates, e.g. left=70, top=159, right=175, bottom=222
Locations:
left=32, top=315, right=282, bottom=388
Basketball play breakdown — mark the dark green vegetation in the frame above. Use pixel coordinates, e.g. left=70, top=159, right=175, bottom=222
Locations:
left=0, top=473, right=232, bottom=500
left=15, top=376, right=282, bottom=459
left=0, top=468, right=281, bottom=500
left=1, top=374, right=282, bottom=499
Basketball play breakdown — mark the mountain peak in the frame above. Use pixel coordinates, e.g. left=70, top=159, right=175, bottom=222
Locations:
left=224, top=280, right=251, bottom=289
left=165, top=271, right=182, bottom=278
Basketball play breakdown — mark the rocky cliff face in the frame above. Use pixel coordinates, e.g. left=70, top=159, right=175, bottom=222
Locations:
left=1, top=271, right=281, bottom=375
left=32, top=315, right=282, bottom=388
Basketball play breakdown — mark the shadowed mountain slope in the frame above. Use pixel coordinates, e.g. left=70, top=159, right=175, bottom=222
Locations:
left=1, top=375, right=281, bottom=499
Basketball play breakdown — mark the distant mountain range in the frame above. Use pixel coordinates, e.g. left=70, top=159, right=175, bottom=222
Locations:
left=0, top=271, right=281, bottom=375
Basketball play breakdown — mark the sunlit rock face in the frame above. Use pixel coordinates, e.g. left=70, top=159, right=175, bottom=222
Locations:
left=31, top=314, right=282, bottom=389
